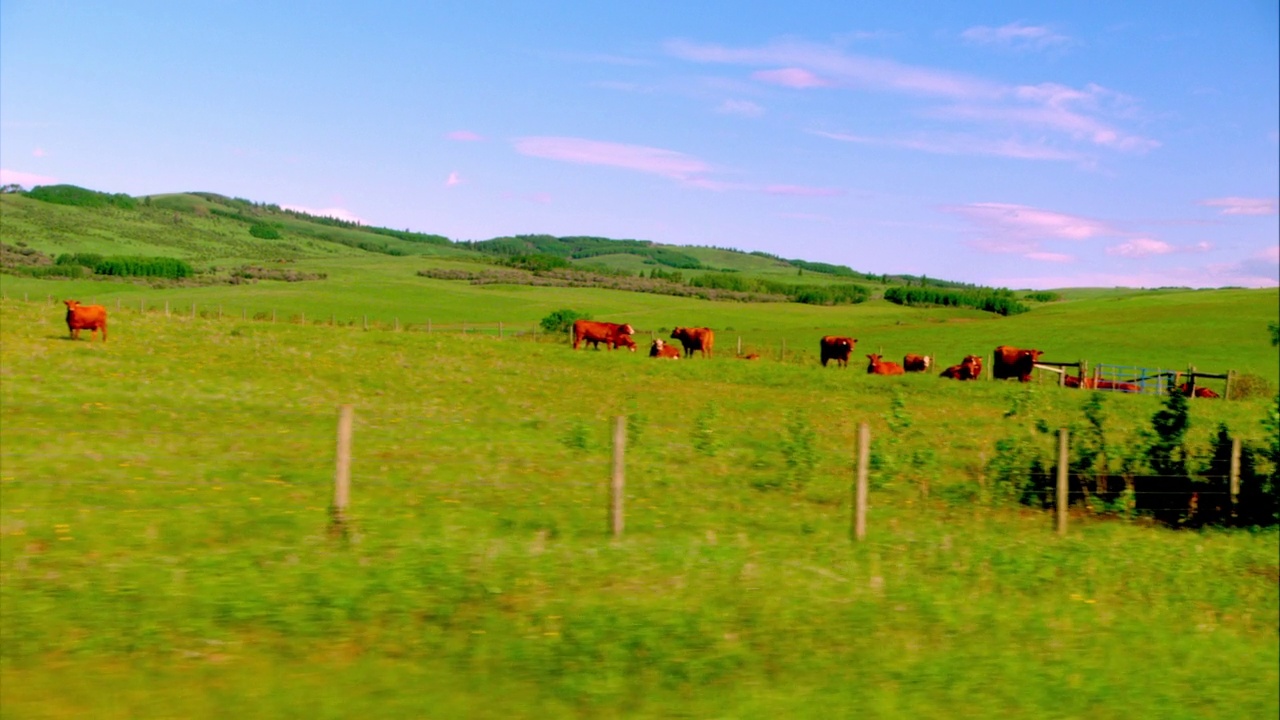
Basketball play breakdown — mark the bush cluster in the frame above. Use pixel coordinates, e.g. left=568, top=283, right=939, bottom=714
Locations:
left=688, top=272, right=870, bottom=305
left=465, top=234, right=703, bottom=269
left=883, top=286, right=1030, bottom=316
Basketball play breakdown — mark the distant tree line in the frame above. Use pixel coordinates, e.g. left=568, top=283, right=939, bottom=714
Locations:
left=883, top=286, right=1030, bottom=316
left=465, top=234, right=704, bottom=269
left=687, top=272, right=870, bottom=305
left=26, top=185, right=137, bottom=210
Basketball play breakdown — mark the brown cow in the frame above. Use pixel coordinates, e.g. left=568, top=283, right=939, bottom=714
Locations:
left=649, top=339, right=681, bottom=359
left=670, top=327, right=714, bottom=358
left=819, top=336, right=856, bottom=368
left=903, top=354, right=931, bottom=373
left=866, top=354, right=905, bottom=375
left=940, top=355, right=982, bottom=380
left=1178, top=382, right=1220, bottom=399
left=63, top=300, right=108, bottom=342
left=572, top=320, right=635, bottom=351
left=992, top=345, right=1043, bottom=382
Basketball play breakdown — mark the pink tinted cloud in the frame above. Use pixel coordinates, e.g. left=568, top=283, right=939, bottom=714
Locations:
left=446, top=130, right=484, bottom=142
left=753, top=68, right=830, bottom=89
left=280, top=204, right=365, bottom=224
left=513, top=136, right=713, bottom=182
left=946, top=202, right=1116, bottom=240
left=667, top=38, right=1000, bottom=100
left=813, top=129, right=1081, bottom=162
left=0, top=168, right=56, bottom=186
left=1199, top=197, right=1279, bottom=216
left=670, top=38, right=1155, bottom=155
left=1106, top=238, right=1173, bottom=257
left=446, top=172, right=463, bottom=187
left=1025, top=251, right=1074, bottom=263
left=32, top=147, right=47, bottom=158
left=764, top=184, right=843, bottom=197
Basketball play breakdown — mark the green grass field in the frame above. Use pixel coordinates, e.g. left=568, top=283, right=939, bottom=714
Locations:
left=1, top=286, right=1277, bottom=718
left=1, top=191, right=1278, bottom=717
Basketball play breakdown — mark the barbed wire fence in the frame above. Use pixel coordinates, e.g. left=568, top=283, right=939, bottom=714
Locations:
left=4, top=401, right=1261, bottom=545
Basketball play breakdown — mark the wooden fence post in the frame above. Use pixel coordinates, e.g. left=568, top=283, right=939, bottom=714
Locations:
left=854, top=423, right=870, bottom=541
left=363, top=315, right=368, bottom=331
left=781, top=338, right=787, bottom=362
left=1224, top=370, right=1235, bottom=401
left=1230, top=437, right=1241, bottom=514
left=499, top=322, right=503, bottom=339
left=610, top=416, right=625, bottom=538
left=165, top=300, right=170, bottom=317
left=737, top=336, right=742, bottom=356
left=394, top=317, right=400, bottom=331
left=191, top=303, right=196, bottom=319
left=428, top=318, right=432, bottom=333
left=331, top=405, right=354, bottom=532
left=1056, top=428, right=1069, bottom=536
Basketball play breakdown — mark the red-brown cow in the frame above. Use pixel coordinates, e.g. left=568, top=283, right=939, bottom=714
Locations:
left=903, top=353, right=931, bottom=373
left=866, top=354, right=905, bottom=375
left=819, top=336, right=856, bottom=368
left=1178, top=382, right=1220, bottom=399
left=573, top=320, right=635, bottom=351
left=63, top=300, right=108, bottom=342
left=940, top=355, right=983, bottom=380
left=992, top=345, right=1043, bottom=382
left=670, top=327, right=714, bottom=358
left=649, top=339, right=681, bottom=359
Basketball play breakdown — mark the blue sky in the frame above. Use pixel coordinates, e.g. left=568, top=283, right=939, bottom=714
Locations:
left=2, top=1, right=1277, bottom=289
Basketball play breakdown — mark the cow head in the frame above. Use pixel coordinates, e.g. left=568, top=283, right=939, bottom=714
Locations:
left=866, top=353, right=881, bottom=363
left=616, top=335, right=637, bottom=352
left=64, top=300, right=81, bottom=311
left=1025, top=349, right=1044, bottom=363
left=670, top=327, right=684, bottom=340
left=620, top=324, right=635, bottom=336
left=649, top=339, right=665, bottom=356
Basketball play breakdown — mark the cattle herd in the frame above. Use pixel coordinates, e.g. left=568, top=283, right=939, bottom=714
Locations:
left=571, top=318, right=1223, bottom=396
left=55, top=305, right=1220, bottom=397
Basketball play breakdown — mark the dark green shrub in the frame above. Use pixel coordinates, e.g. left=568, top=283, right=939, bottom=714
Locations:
left=92, top=256, right=194, bottom=279
left=884, top=286, right=1030, bottom=315
left=27, top=184, right=136, bottom=209
left=249, top=222, right=281, bottom=239
left=55, top=253, right=105, bottom=268
left=1024, top=291, right=1062, bottom=302
left=540, top=309, right=590, bottom=334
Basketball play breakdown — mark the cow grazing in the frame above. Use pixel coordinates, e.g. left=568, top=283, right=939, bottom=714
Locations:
left=992, top=345, right=1044, bottom=382
left=649, top=339, right=681, bottom=359
left=63, top=300, right=108, bottom=342
left=1178, top=383, right=1220, bottom=399
left=903, top=354, right=931, bottom=373
left=819, top=336, right=856, bottom=368
left=940, top=355, right=983, bottom=380
left=670, top=327, right=714, bottom=358
left=866, top=354, right=905, bottom=375
left=572, top=320, right=635, bottom=352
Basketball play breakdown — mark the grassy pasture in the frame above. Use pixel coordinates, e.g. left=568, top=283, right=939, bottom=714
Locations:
left=1, top=287, right=1277, bottom=717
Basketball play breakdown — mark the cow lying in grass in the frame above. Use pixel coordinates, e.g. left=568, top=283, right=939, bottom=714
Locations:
left=866, top=354, right=904, bottom=375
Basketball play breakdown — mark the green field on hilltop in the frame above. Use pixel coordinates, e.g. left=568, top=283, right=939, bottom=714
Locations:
left=1, top=186, right=1278, bottom=717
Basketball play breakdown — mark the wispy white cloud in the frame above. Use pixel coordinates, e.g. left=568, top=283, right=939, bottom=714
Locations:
left=0, top=168, right=56, bottom=187
left=513, top=136, right=714, bottom=185
left=962, top=22, right=1071, bottom=50
left=280, top=204, right=365, bottom=224
left=811, top=129, right=1083, bottom=162
left=1199, top=196, right=1278, bottom=216
left=764, top=184, right=843, bottom=197
left=717, top=99, right=765, bottom=117
left=669, top=37, right=1156, bottom=157
left=446, top=130, right=484, bottom=142
left=945, top=202, right=1117, bottom=240
left=752, top=68, right=830, bottom=89
left=666, top=38, right=1001, bottom=99
left=994, top=247, right=1279, bottom=289
left=1106, top=237, right=1173, bottom=257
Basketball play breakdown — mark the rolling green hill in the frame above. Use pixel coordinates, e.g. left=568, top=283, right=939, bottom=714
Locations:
left=2, top=183, right=1278, bottom=717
